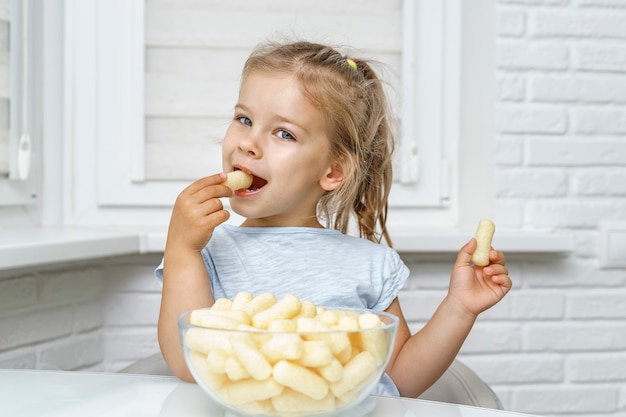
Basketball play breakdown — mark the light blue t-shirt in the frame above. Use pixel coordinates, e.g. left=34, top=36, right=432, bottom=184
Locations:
left=156, top=224, right=409, bottom=396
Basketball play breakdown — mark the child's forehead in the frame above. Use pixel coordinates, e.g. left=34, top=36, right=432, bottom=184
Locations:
left=238, top=72, right=310, bottom=106
left=241, top=70, right=299, bottom=88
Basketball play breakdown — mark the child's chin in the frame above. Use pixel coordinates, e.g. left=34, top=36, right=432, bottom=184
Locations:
left=229, top=202, right=261, bottom=220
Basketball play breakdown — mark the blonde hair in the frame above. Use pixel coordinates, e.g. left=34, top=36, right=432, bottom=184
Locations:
left=242, top=40, right=395, bottom=246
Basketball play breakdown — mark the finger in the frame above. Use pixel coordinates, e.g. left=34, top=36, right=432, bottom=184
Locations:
left=198, top=196, right=225, bottom=216
left=192, top=175, right=234, bottom=201
left=484, top=263, right=508, bottom=277
left=488, top=249, right=506, bottom=266
left=491, top=274, right=513, bottom=293
left=185, top=173, right=230, bottom=195
left=177, top=184, right=222, bottom=211
left=190, top=202, right=230, bottom=230
left=203, top=207, right=231, bottom=227
left=454, top=238, right=477, bottom=268
left=175, top=193, right=226, bottom=225
left=483, top=262, right=512, bottom=285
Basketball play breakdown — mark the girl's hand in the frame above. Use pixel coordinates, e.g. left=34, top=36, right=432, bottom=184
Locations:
left=448, top=238, right=512, bottom=318
left=165, top=173, right=234, bottom=253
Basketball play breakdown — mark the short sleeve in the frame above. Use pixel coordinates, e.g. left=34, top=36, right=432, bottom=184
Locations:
left=153, top=251, right=216, bottom=292
left=375, top=248, right=409, bottom=310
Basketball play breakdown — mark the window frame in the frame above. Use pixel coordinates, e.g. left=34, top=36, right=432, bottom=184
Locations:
left=0, top=0, right=41, bottom=214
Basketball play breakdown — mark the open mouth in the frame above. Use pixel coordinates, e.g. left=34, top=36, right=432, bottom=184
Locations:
left=247, top=174, right=267, bottom=191
left=235, top=168, right=267, bottom=192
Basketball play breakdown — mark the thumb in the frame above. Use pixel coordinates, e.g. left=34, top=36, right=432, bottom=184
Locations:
left=454, top=238, right=477, bottom=268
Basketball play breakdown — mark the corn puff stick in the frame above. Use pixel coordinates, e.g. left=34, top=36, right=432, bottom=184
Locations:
left=337, top=316, right=359, bottom=331
left=228, top=378, right=284, bottom=404
left=317, top=358, right=344, bottom=382
left=212, top=297, right=233, bottom=310
left=184, top=328, right=232, bottom=353
left=272, top=389, right=335, bottom=415
left=236, top=400, right=276, bottom=416
left=297, top=318, right=350, bottom=355
left=189, top=350, right=227, bottom=390
left=317, top=310, right=339, bottom=326
left=357, top=314, right=388, bottom=366
left=188, top=309, right=213, bottom=325
left=231, top=291, right=253, bottom=310
left=336, top=369, right=377, bottom=406
left=230, top=334, right=273, bottom=380
left=224, top=356, right=251, bottom=381
left=261, top=333, right=303, bottom=362
left=298, top=340, right=334, bottom=367
left=267, top=319, right=297, bottom=332
left=203, top=309, right=250, bottom=325
left=206, top=349, right=229, bottom=374
left=273, top=360, right=329, bottom=400
left=297, top=300, right=317, bottom=318
left=189, top=312, right=241, bottom=329
left=472, top=219, right=496, bottom=266
left=242, top=292, right=277, bottom=317
left=330, top=351, right=377, bottom=397
left=335, top=344, right=354, bottom=365
left=252, top=294, right=301, bottom=329
left=223, top=170, right=253, bottom=190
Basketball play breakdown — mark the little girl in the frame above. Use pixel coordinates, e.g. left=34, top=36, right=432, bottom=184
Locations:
left=156, top=40, right=511, bottom=398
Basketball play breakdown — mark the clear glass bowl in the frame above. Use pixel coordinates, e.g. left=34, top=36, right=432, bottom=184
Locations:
left=178, top=307, right=398, bottom=417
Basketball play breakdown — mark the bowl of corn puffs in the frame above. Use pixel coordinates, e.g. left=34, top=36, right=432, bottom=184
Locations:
left=178, top=291, right=398, bottom=417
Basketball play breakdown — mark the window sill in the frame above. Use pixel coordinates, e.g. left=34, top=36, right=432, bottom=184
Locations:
left=0, top=226, right=572, bottom=271
left=0, top=227, right=142, bottom=270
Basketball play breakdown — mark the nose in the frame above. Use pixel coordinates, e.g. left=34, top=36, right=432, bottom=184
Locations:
left=238, top=129, right=262, bottom=158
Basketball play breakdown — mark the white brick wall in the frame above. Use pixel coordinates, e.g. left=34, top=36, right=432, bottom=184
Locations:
left=101, top=255, right=164, bottom=372
left=0, top=2, right=625, bottom=416
left=0, top=250, right=624, bottom=416
left=490, top=1, right=626, bottom=416
left=0, top=265, right=105, bottom=371
left=0, top=256, right=164, bottom=372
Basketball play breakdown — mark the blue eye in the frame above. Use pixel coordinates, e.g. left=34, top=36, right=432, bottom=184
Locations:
left=276, top=129, right=294, bottom=140
left=238, top=116, right=252, bottom=126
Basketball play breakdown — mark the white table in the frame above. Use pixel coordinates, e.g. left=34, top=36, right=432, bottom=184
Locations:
left=0, top=369, right=536, bottom=417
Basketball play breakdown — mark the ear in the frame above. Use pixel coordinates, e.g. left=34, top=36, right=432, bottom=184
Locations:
left=319, top=162, right=344, bottom=191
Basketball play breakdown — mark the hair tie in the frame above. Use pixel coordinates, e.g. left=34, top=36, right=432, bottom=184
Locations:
left=346, top=58, right=358, bottom=71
